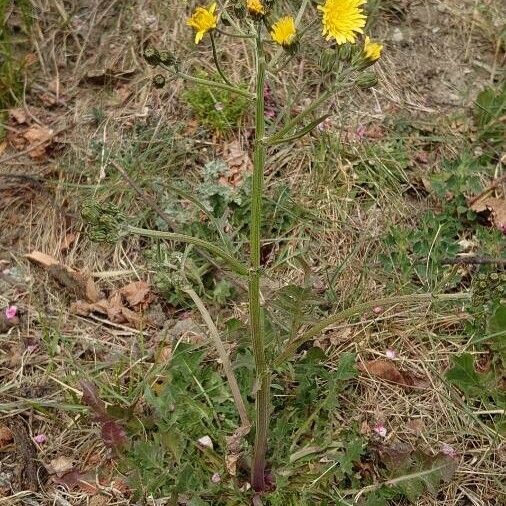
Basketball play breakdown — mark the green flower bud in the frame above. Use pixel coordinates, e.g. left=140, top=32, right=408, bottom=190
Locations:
left=283, top=38, right=300, bottom=56
left=152, top=74, right=166, bottom=89
left=319, top=48, right=337, bottom=73
left=143, top=47, right=160, bottom=66
left=231, top=4, right=246, bottom=18
left=356, top=72, right=378, bottom=89
left=81, top=202, right=126, bottom=243
left=478, top=281, right=488, bottom=290
left=338, top=43, right=353, bottom=61
left=159, top=50, right=176, bottom=66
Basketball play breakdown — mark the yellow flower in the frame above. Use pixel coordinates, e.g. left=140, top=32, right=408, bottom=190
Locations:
left=271, top=16, right=297, bottom=47
left=186, top=3, right=218, bottom=44
left=363, top=36, right=383, bottom=61
left=247, top=0, right=265, bottom=16
left=318, top=0, right=367, bottom=45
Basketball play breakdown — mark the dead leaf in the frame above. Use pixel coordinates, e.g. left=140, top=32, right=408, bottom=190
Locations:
left=197, top=435, right=214, bottom=450
left=0, top=426, right=14, bottom=449
left=470, top=196, right=506, bottom=234
left=120, top=306, right=143, bottom=327
left=106, top=291, right=125, bottom=323
left=54, top=469, right=98, bottom=494
left=415, top=151, right=429, bottom=164
left=81, top=380, right=108, bottom=421
left=101, top=420, right=128, bottom=450
left=25, top=250, right=59, bottom=268
left=9, top=108, right=27, bottom=124
left=89, top=495, right=109, bottom=506
left=359, top=359, right=426, bottom=389
left=60, top=232, right=77, bottom=252
left=0, top=311, right=20, bottom=333
left=119, top=280, right=153, bottom=308
left=10, top=418, right=39, bottom=491
left=405, top=418, right=426, bottom=435
left=25, top=250, right=103, bottom=302
left=22, top=125, right=54, bottom=159
left=225, top=425, right=251, bottom=476
left=221, top=140, right=252, bottom=189
left=48, top=456, right=74, bottom=477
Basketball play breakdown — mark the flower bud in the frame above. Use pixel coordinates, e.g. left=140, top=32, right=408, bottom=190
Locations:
left=152, top=74, right=166, bottom=89
left=338, top=43, right=353, bottom=61
left=143, top=47, right=160, bottom=66
left=158, top=50, right=176, bottom=67
left=319, top=48, right=337, bottom=73
left=231, top=3, right=246, bottom=18
left=81, top=202, right=126, bottom=243
left=247, top=0, right=266, bottom=18
left=356, top=72, right=378, bottom=89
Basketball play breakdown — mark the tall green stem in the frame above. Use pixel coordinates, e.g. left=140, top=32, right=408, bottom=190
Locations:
left=250, top=31, right=270, bottom=492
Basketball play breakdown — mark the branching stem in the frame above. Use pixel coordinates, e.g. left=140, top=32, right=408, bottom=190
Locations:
left=274, top=292, right=470, bottom=366
left=125, top=225, right=248, bottom=276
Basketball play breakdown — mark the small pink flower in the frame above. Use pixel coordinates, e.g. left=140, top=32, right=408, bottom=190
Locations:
left=355, top=125, right=367, bottom=139
left=440, top=443, right=457, bottom=459
left=34, top=434, right=47, bottom=444
left=372, top=306, right=384, bottom=315
left=211, top=472, right=221, bottom=484
left=5, top=305, right=17, bottom=320
left=26, top=344, right=38, bottom=354
left=373, top=423, right=387, bottom=438
left=385, top=349, right=396, bottom=359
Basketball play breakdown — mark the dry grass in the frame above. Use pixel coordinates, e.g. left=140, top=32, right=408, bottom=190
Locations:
left=0, top=0, right=504, bottom=504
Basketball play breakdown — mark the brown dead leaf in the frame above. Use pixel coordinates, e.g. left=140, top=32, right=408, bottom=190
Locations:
left=22, top=125, right=54, bottom=159
left=0, top=426, right=14, bottom=449
left=221, top=140, right=252, bottom=189
left=119, top=280, right=153, bottom=308
left=48, top=456, right=74, bottom=478
left=470, top=196, right=506, bottom=234
left=89, top=495, right=109, bottom=506
left=120, top=306, right=144, bottom=327
left=25, top=250, right=59, bottom=268
left=225, top=425, right=251, bottom=476
left=54, top=469, right=98, bottom=494
left=405, top=418, right=426, bottom=435
left=25, top=250, right=102, bottom=302
left=9, top=108, right=27, bottom=124
left=0, top=312, right=20, bottom=333
left=60, top=232, right=77, bottom=252
left=359, top=359, right=426, bottom=389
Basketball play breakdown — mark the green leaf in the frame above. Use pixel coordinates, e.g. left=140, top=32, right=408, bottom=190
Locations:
left=338, top=436, right=364, bottom=475
left=446, top=353, right=482, bottom=397
left=334, top=352, right=357, bottom=381
left=488, top=304, right=506, bottom=337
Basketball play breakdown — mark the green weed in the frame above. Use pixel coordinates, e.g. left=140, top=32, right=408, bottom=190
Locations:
left=182, top=73, right=250, bottom=132
left=0, top=0, right=32, bottom=109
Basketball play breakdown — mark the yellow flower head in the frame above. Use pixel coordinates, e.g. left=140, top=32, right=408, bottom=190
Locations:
left=247, top=0, right=265, bottom=16
left=186, top=3, right=218, bottom=44
left=363, top=36, right=383, bottom=61
left=271, top=16, right=297, bottom=47
left=318, top=0, right=367, bottom=45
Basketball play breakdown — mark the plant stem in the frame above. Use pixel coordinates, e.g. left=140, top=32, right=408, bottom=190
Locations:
left=126, top=225, right=248, bottom=276
left=159, top=63, right=253, bottom=99
left=210, top=33, right=234, bottom=87
left=250, top=30, right=270, bottom=493
left=183, top=287, right=250, bottom=427
left=274, top=292, right=471, bottom=366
